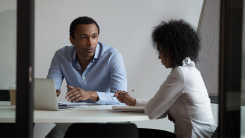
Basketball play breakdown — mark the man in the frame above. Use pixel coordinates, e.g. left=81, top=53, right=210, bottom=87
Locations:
left=45, top=16, right=127, bottom=137
left=47, top=16, right=127, bottom=104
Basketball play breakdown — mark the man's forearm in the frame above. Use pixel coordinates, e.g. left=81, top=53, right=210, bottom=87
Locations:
left=89, top=91, right=99, bottom=102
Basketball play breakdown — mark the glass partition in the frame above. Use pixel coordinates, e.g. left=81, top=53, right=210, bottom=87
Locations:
left=0, top=0, right=34, bottom=137
left=219, top=0, right=243, bottom=137
left=241, top=1, right=245, bottom=137
left=0, top=0, right=16, bottom=121
left=0, top=0, right=17, bottom=137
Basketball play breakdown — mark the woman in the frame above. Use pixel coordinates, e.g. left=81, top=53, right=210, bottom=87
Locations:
left=115, top=20, right=217, bottom=138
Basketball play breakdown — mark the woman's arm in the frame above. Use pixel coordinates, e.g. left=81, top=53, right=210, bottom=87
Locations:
left=145, top=68, right=185, bottom=119
left=115, top=68, right=185, bottom=119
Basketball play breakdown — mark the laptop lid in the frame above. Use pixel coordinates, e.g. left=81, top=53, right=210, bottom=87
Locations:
left=34, top=78, right=59, bottom=111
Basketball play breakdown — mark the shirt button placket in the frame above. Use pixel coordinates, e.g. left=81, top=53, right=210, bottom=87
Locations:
left=82, top=75, right=87, bottom=86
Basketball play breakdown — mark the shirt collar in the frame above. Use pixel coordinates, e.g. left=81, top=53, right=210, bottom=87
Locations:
left=72, top=43, right=100, bottom=63
left=182, top=57, right=195, bottom=66
left=93, top=43, right=100, bottom=59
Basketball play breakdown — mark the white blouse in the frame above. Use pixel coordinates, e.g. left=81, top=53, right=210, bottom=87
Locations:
left=136, top=58, right=217, bottom=138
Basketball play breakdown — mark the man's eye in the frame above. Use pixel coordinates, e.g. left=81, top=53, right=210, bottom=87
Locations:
left=92, top=36, right=97, bottom=38
left=80, top=37, right=86, bottom=39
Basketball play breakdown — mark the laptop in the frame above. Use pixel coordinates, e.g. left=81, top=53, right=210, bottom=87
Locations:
left=34, top=78, right=74, bottom=111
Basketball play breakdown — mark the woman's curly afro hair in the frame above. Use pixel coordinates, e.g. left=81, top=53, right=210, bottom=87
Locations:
left=152, top=20, right=200, bottom=67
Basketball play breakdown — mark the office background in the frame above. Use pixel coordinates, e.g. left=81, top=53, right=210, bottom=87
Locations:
left=0, top=0, right=220, bottom=137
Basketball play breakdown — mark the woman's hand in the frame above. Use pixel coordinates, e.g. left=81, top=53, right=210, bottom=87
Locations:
left=115, top=90, right=136, bottom=106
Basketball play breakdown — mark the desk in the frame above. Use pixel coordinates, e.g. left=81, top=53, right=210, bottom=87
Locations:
left=0, top=102, right=149, bottom=123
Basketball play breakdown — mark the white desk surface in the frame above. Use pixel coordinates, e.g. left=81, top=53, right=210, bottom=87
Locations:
left=0, top=102, right=149, bottom=123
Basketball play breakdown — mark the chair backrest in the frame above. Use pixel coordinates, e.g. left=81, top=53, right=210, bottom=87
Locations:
left=64, top=123, right=138, bottom=138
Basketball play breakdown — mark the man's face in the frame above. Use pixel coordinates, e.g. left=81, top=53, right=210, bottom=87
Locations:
left=70, top=23, right=99, bottom=59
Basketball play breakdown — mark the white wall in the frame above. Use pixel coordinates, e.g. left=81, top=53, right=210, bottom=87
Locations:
left=35, top=0, right=203, bottom=101
left=34, top=0, right=205, bottom=137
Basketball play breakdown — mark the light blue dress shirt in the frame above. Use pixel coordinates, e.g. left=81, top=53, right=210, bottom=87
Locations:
left=47, top=42, right=127, bottom=105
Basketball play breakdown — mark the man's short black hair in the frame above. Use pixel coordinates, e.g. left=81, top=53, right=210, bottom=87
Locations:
left=152, top=20, right=200, bottom=68
left=70, top=16, right=100, bottom=39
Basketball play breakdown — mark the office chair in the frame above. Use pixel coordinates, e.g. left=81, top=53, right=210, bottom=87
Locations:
left=64, top=123, right=138, bottom=138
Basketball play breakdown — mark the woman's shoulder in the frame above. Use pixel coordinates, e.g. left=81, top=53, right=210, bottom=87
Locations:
left=169, top=67, right=185, bottom=81
left=177, top=61, right=198, bottom=72
left=172, top=63, right=199, bottom=78
left=171, top=66, right=184, bottom=76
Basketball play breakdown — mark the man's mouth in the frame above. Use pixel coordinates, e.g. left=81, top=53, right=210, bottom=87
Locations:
left=87, top=49, right=94, bottom=53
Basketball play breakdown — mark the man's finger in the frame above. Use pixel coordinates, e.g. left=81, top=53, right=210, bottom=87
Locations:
left=66, top=87, right=79, bottom=95
left=72, top=97, right=81, bottom=102
left=67, top=91, right=80, bottom=100
left=69, top=93, right=81, bottom=101
left=67, top=85, right=75, bottom=89
left=66, top=90, right=78, bottom=99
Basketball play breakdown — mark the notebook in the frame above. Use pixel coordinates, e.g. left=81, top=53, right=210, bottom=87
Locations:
left=34, top=78, right=74, bottom=111
left=112, top=106, right=145, bottom=113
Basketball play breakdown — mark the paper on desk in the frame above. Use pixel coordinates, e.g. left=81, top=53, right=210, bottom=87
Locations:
left=65, top=105, right=87, bottom=108
left=58, top=102, right=98, bottom=105
left=58, top=102, right=87, bottom=108
left=58, top=102, right=98, bottom=108
left=58, top=102, right=87, bottom=106
left=112, top=106, right=145, bottom=112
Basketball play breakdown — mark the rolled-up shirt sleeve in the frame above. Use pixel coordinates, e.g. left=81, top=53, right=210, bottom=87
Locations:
left=47, top=51, right=64, bottom=90
left=95, top=51, right=127, bottom=105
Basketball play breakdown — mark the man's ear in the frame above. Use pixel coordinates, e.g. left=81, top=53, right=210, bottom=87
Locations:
left=69, top=37, right=75, bottom=45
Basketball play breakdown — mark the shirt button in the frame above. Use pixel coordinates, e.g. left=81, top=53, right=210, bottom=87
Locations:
left=83, top=77, right=85, bottom=79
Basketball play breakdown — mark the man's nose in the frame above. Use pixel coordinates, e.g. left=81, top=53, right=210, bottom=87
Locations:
left=87, top=38, right=93, bottom=46
left=158, top=55, right=161, bottom=59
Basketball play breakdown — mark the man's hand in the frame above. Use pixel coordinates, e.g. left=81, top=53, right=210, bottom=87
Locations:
left=56, top=90, right=61, bottom=97
left=115, top=90, right=136, bottom=106
left=168, top=113, right=175, bottom=123
left=65, top=85, right=99, bottom=102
